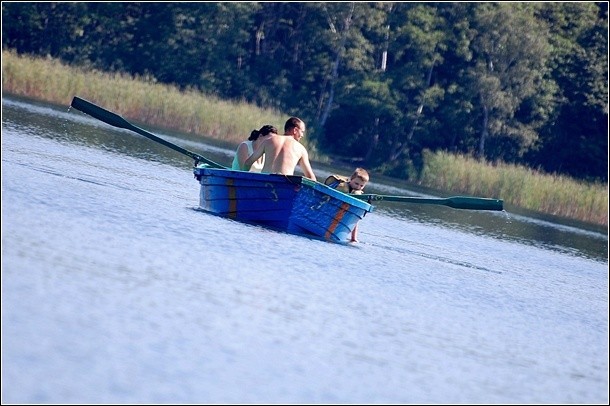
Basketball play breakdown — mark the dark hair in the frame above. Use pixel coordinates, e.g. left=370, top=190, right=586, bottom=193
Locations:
left=248, top=124, right=278, bottom=141
left=284, top=117, right=303, bottom=133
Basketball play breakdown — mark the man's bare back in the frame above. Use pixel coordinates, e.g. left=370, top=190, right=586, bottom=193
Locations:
left=243, top=117, right=316, bottom=180
left=260, top=135, right=313, bottom=174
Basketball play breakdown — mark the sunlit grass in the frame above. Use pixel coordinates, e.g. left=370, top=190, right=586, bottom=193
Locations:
left=1, top=49, right=286, bottom=147
left=3, top=49, right=607, bottom=226
left=421, top=150, right=608, bottom=226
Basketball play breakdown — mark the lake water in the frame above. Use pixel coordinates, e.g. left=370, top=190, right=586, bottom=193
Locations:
left=2, top=96, right=608, bottom=404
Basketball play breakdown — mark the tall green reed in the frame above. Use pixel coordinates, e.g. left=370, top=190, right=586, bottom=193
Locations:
left=1, top=50, right=285, bottom=146
left=421, top=150, right=608, bottom=226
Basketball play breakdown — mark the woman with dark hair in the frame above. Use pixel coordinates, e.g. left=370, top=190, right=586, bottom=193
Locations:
left=231, top=124, right=278, bottom=172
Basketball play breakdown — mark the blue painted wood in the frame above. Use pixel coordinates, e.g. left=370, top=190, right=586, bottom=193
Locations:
left=193, top=166, right=374, bottom=243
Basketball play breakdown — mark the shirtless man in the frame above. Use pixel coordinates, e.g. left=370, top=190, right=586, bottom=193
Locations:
left=242, top=117, right=317, bottom=181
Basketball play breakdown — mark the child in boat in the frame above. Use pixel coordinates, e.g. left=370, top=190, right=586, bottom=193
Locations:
left=324, top=167, right=370, bottom=242
left=324, top=167, right=369, bottom=195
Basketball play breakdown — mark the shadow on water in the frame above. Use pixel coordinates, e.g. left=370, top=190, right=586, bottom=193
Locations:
left=3, top=95, right=608, bottom=262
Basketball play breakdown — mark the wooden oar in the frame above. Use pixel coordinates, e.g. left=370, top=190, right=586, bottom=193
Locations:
left=70, top=96, right=226, bottom=169
left=353, top=194, right=504, bottom=211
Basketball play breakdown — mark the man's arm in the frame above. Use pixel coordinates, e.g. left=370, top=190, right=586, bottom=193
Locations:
left=243, top=141, right=266, bottom=171
left=298, top=149, right=316, bottom=181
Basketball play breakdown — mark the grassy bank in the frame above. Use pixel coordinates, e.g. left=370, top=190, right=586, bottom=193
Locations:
left=1, top=49, right=289, bottom=149
left=2, top=49, right=608, bottom=227
left=421, top=151, right=607, bottom=226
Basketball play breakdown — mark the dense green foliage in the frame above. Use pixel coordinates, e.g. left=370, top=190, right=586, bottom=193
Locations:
left=3, top=2, right=608, bottom=181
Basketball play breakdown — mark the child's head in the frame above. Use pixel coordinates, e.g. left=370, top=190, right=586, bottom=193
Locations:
left=348, top=168, right=369, bottom=193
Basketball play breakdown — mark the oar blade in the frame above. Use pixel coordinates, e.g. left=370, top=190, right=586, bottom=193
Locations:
left=70, top=96, right=227, bottom=169
left=71, top=97, right=132, bottom=130
left=445, top=196, right=504, bottom=211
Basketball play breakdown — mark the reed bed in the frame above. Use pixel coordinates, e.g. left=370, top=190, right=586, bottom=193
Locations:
left=2, top=49, right=608, bottom=226
left=421, top=150, right=608, bottom=226
left=1, top=49, right=285, bottom=146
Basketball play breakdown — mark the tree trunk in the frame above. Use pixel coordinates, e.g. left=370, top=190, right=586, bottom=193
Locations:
left=389, top=56, right=436, bottom=161
left=364, top=118, right=380, bottom=162
left=478, top=94, right=489, bottom=159
left=318, top=3, right=354, bottom=128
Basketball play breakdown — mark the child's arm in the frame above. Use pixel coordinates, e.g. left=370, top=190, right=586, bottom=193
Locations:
left=350, top=223, right=359, bottom=242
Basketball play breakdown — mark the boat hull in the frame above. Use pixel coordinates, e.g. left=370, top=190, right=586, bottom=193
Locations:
left=193, top=167, right=373, bottom=243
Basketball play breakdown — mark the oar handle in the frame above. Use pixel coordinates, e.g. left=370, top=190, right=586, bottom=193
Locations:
left=355, top=194, right=504, bottom=211
left=70, top=97, right=226, bottom=169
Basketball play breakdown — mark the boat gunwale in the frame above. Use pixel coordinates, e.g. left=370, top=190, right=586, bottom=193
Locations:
left=194, top=166, right=374, bottom=213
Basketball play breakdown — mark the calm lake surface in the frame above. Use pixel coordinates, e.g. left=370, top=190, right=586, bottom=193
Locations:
left=2, top=96, right=608, bottom=404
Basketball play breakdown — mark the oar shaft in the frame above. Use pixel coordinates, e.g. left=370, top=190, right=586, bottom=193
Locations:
left=70, top=97, right=226, bottom=169
left=355, top=194, right=504, bottom=211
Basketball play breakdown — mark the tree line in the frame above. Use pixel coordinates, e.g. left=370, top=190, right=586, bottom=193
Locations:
left=2, top=2, right=608, bottom=181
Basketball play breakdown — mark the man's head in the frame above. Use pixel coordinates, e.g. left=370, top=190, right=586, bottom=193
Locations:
left=284, top=117, right=306, bottom=141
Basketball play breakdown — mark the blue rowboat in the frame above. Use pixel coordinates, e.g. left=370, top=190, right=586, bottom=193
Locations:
left=193, top=166, right=374, bottom=243
left=68, top=96, right=503, bottom=243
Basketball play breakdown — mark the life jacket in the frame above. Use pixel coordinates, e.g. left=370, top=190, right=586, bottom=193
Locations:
left=324, top=174, right=361, bottom=194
